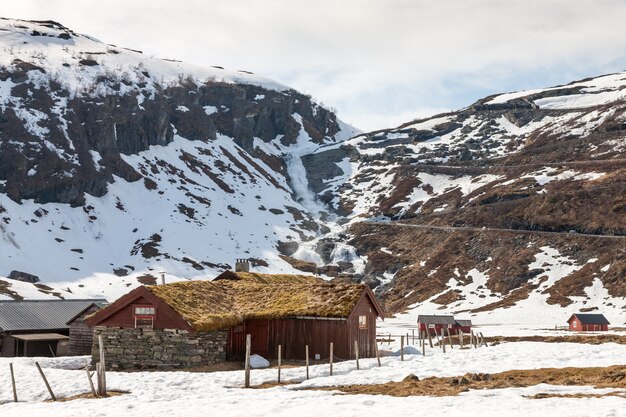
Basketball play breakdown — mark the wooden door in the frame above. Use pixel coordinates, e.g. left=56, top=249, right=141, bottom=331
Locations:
left=248, top=320, right=269, bottom=357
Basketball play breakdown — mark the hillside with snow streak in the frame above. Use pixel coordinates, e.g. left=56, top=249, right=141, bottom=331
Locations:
left=0, top=18, right=357, bottom=300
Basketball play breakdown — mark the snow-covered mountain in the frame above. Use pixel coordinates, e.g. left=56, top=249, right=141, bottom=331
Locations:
left=0, top=18, right=624, bottom=325
left=305, top=70, right=626, bottom=324
left=0, top=18, right=357, bottom=300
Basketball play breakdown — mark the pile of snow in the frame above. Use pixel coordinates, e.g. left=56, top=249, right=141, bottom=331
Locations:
left=249, top=354, right=270, bottom=369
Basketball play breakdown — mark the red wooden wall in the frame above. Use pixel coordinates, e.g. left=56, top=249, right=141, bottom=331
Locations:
left=227, top=293, right=380, bottom=361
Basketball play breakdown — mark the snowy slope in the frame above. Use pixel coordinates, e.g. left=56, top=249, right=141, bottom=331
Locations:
left=0, top=18, right=357, bottom=300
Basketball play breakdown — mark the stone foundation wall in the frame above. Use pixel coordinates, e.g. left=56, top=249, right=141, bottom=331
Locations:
left=92, top=326, right=228, bottom=369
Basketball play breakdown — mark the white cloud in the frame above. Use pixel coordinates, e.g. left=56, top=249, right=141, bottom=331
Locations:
left=2, top=0, right=626, bottom=131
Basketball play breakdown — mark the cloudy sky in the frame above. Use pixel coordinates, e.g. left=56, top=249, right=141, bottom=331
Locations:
left=2, top=1, right=626, bottom=131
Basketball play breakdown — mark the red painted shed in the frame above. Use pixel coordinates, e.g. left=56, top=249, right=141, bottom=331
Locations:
left=417, top=315, right=472, bottom=335
left=417, top=315, right=455, bottom=335
left=567, top=313, right=610, bottom=332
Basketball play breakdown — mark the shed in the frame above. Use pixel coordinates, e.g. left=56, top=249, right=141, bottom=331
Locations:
left=417, top=315, right=456, bottom=335
left=66, top=302, right=108, bottom=355
left=86, top=279, right=385, bottom=369
left=567, top=313, right=610, bottom=332
left=0, top=299, right=107, bottom=357
left=453, top=319, right=472, bottom=334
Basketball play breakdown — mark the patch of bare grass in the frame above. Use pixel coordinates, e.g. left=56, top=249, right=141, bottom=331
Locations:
left=312, top=365, right=626, bottom=397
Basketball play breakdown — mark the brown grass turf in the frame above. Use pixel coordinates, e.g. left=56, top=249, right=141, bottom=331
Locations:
left=312, top=365, right=626, bottom=397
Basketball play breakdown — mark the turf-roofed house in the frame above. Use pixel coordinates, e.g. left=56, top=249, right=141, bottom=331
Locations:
left=86, top=273, right=385, bottom=369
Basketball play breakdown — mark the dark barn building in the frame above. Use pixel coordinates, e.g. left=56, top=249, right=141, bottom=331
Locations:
left=66, top=302, right=107, bottom=355
left=86, top=277, right=384, bottom=369
left=0, top=299, right=107, bottom=357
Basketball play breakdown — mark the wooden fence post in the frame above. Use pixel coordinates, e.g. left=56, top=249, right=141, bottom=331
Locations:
left=440, top=329, right=446, bottom=353
left=427, top=329, right=433, bottom=348
left=480, top=332, right=487, bottom=347
left=375, top=341, right=381, bottom=367
left=406, top=332, right=409, bottom=346
left=446, top=327, right=453, bottom=349
left=244, top=334, right=251, bottom=388
left=277, top=344, right=282, bottom=384
left=422, top=334, right=426, bottom=356
left=305, top=345, right=310, bottom=380
left=330, top=342, right=334, bottom=376
left=354, top=340, right=360, bottom=370
left=9, top=363, right=18, bottom=402
left=388, top=332, right=391, bottom=345
left=97, top=334, right=107, bottom=396
left=460, top=330, right=464, bottom=348
left=35, top=362, right=56, bottom=401
left=85, top=366, right=97, bottom=397
left=400, top=335, right=404, bottom=361
left=412, top=329, right=415, bottom=345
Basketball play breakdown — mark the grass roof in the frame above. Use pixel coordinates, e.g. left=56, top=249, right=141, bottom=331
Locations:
left=146, top=280, right=367, bottom=331
left=214, top=271, right=323, bottom=284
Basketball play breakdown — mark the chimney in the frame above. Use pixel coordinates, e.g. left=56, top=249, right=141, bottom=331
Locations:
left=235, top=259, right=250, bottom=272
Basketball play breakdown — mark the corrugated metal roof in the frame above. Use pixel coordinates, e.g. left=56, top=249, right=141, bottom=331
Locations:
left=417, top=315, right=456, bottom=325
left=571, top=313, right=610, bottom=325
left=0, top=299, right=107, bottom=332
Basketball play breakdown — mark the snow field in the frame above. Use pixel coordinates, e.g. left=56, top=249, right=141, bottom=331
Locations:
left=1, top=337, right=625, bottom=416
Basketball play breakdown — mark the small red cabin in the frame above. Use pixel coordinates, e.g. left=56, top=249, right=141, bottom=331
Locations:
left=567, top=313, right=610, bottom=332
left=417, top=315, right=472, bottom=335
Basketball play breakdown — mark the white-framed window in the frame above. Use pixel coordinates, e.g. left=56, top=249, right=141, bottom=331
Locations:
left=573, top=321, right=577, bottom=328
left=134, top=316, right=154, bottom=329
left=428, top=324, right=435, bottom=329
left=135, top=306, right=155, bottom=315
left=448, top=324, right=453, bottom=329
left=359, top=315, right=368, bottom=329
left=133, top=305, right=155, bottom=329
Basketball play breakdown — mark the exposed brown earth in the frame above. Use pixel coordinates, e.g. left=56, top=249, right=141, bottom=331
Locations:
left=46, top=390, right=129, bottom=402
left=314, top=365, right=626, bottom=397
left=485, top=334, right=626, bottom=345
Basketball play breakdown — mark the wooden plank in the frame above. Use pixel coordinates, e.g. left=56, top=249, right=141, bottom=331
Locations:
left=412, top=329, right=415, bottom=345
left=460, top=330, right=464, bottom=348
left=244, top=334, right=251, bottom=388
left=330, top=342, right=334, bottom=376
left=354, top=340, right=360, bottom=370
left=35, top=362, right=56, bottom=401
left=97, top=334, right=106, bottom=395
left=400, top=335, right=404, bottom=361
left=375, top=341, right=381, bottom=367
left=446, top=327, right=454, bottom=349
left=427, top=329, right=433, bottom=348
left=85, top=366, right=97, bottom=397
left=9, top=363, right=18, bottom=402
left=305, top=345, right=310, bottom=380
left=277, top=344, right=282, bottom=384
left=440, top=328, right=446, bottom=353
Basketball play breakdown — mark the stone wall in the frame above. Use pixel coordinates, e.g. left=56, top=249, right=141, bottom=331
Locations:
left=92, top=326, right=228, bottom=369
